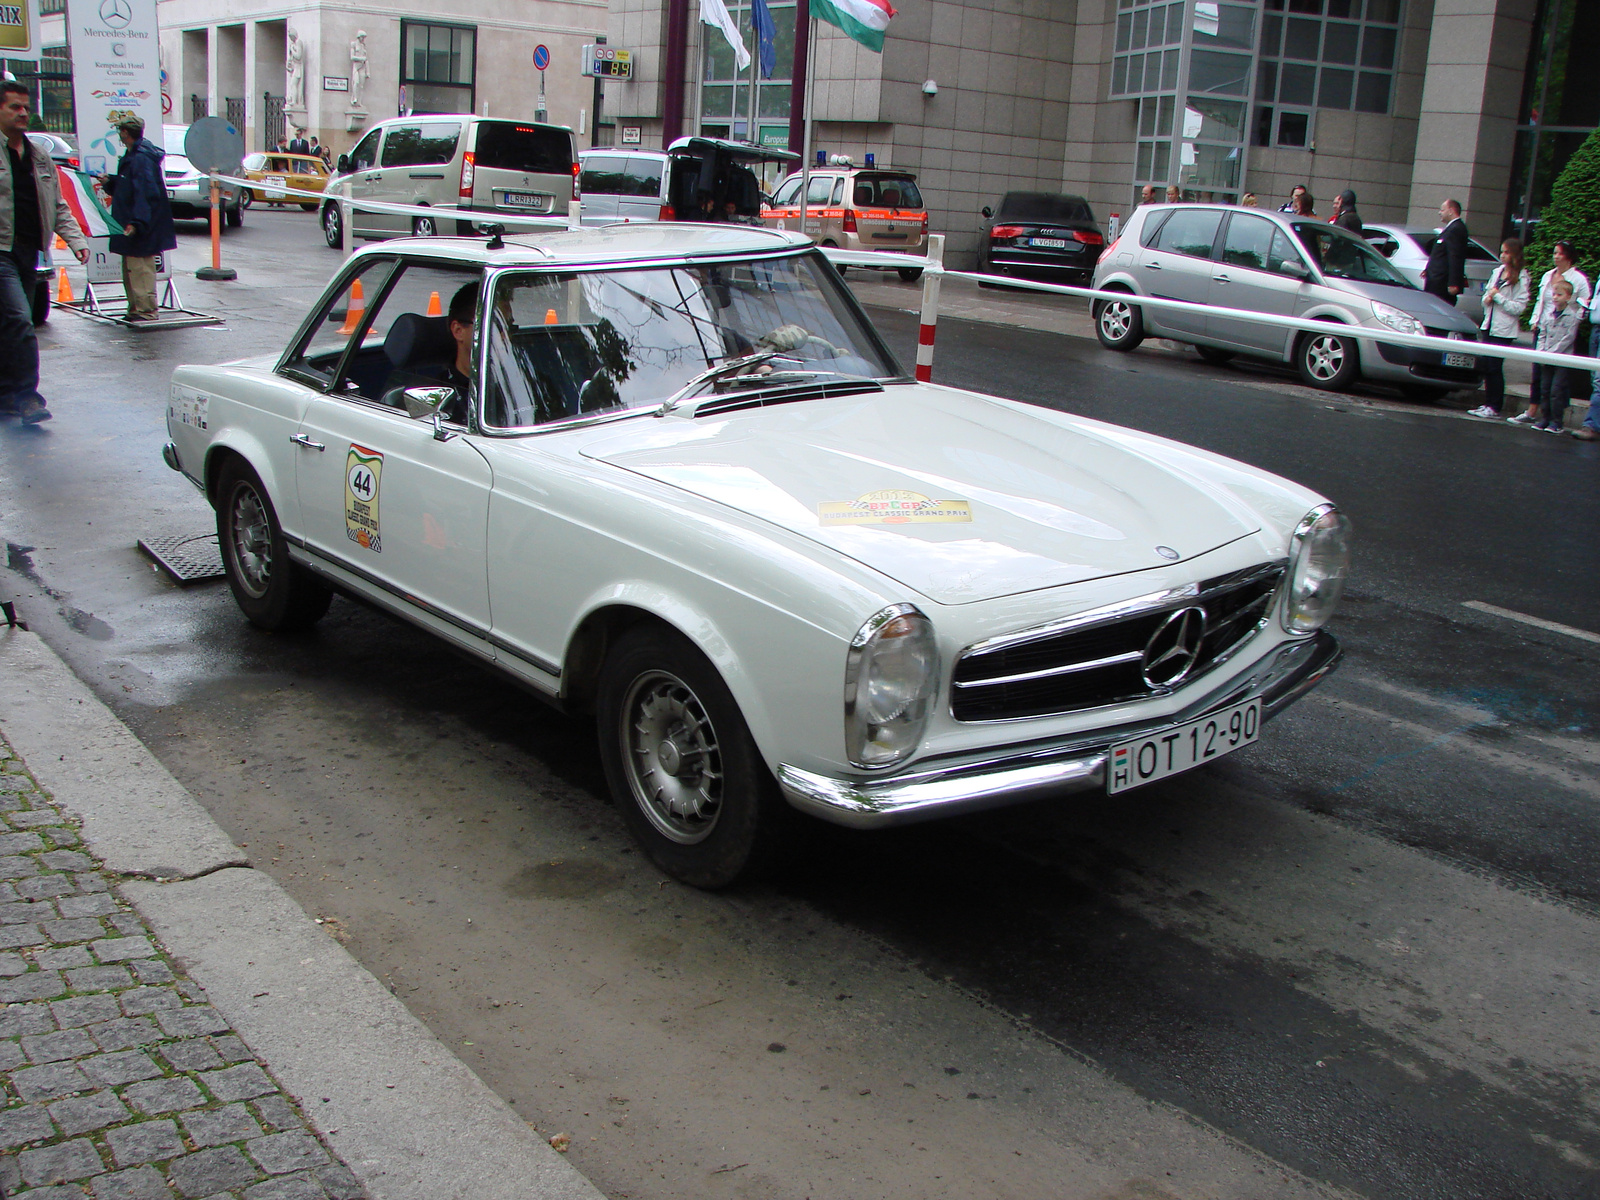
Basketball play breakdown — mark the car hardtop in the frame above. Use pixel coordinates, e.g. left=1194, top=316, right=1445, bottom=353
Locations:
left=347, top=221, right=813, bottom=271
left=1359, top=221, right=1499, bottom=258
left=992, top=191, right=1098, bottom=226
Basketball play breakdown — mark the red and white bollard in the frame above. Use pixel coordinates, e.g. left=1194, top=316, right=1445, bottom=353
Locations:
left=915, top=234, right=944, bottom=383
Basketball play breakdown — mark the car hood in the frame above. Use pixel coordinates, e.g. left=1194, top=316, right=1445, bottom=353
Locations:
left=1330, top=279, right=1479, bottom=330
left=578, top=388, right=1261, bottom=604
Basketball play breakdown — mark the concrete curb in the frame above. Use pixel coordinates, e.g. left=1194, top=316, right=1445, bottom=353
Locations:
left=0, top=626, right=605, bottom=1200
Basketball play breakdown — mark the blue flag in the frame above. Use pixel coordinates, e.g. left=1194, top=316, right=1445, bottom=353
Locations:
left=752, top=0, right=777, bottom=78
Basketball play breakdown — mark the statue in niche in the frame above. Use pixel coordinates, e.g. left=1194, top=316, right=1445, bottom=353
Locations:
left=349, top=31, right=369, bottom=109
left=285, top=26, right=306, bottom=110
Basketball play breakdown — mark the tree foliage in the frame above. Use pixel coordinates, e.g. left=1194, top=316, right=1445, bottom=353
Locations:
left=1527, top=125, right=1600, bottom=281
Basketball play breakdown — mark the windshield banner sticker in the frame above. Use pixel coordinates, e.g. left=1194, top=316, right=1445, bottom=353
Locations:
left=345, top=444, right=383, bottom=552
left=819, top=489, right=972, bottom=526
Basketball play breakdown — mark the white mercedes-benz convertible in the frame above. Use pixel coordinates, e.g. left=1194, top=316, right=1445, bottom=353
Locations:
left=163, top=223, right=1349, bottom=887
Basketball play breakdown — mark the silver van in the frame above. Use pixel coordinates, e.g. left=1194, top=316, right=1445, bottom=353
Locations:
left=322, top=116, right=577, bottom=248
left=1091, top=203, right=1483, bottom=400
left=578, top=149, right=672, bottom=224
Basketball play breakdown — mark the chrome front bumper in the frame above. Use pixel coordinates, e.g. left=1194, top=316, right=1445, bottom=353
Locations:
left=777, top=631, right=1340, bottom=829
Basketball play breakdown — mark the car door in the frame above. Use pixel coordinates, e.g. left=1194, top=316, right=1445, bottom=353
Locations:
left=345, top=127, right=385, bottom=239
left=1207, top=213, right=1306, bottom=356
left=292, top=260, right=495, bottom=651
left=369, top=122, right=424, bottom=234
left=1136, top=206, right=1224, bottom=337
left=618, top=155, right=667, bottom=222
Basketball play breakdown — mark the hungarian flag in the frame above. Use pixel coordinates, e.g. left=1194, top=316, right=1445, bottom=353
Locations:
left=812, top=0, right=896, bottom=51
left=56, top=166, right=122, bottom=238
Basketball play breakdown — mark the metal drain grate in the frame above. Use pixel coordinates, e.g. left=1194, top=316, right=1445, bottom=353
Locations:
left=139, top=533, right=226, bottom=584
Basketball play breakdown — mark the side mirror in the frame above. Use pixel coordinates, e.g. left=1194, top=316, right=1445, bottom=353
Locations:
left=981, top=206, right=993, bottom=219
left=401, top=385, right=457, bottom=422
left=1278, top=259, right=1309, bottom=279
left=336, top=154, right=350, bottom=174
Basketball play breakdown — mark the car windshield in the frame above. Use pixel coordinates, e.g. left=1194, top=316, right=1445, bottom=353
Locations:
left=483, top=252, right=900, bottom=429
left=998, top=193, right=1093, bottom=224
left=1292, top=222, right=1413, bottom=287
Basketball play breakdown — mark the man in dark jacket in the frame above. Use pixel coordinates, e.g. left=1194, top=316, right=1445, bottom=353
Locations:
left=287, top=129, right=311, bottom=156
left=1330, top=189, right=1362, bottom=233
left=103, top=116, right=176, bottom=321
left=1423, top=198, right=1469, bottom=306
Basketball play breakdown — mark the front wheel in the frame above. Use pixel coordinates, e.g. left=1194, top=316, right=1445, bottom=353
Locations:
left=1094, top=293, right=1145, bottom=351
left=322, top=204, right=344, bottom=249
left=1296, top=326, right=1359, bottom=390
left=412, top=213, right=437, bottom=237
left=224, top=204, right=243, bottom=228
left=898, top=267, right=923, bottom=283
left=597, top=625, right=790, bottom=888
left=240, top=190, right=254, bottom=209
left=216, top=459, right=332, bottom=632
left=299, top=202, right=318, bottom=212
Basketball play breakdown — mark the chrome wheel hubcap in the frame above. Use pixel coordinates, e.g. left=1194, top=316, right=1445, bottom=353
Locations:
left=1101, top=302, right=1131, bottom=340
left=230, top=486, right=272, bottom=598
left=1307, top=335, right=1345, bottom=380
left=620, top=670, right=723, bottom=845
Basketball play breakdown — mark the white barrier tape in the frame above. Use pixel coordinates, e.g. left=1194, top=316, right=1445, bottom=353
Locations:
left=208, top=174, right=570, bottom=232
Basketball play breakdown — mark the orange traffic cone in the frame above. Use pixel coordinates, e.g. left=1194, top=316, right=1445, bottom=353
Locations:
left=544, top=308, right=559, bottom=325
left=53, top=234, right=67, bottom=251
left=57, top=266, right=73, bottom=304
left=427, top=291, right=442, bottom=316
left=338, top=278, right=365, bottom=335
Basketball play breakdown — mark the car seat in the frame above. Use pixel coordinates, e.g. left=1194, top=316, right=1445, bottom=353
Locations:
left=881, top=187, right=901, bottom=208
left=854, top=185, right=872, bottom=206
left=378, top=313, right=458, bottom=409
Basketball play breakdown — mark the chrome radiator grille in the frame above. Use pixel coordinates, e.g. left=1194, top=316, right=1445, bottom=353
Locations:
left=951, top=562, right=1286, bottom=722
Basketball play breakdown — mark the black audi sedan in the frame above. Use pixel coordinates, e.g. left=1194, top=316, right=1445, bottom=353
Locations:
left=978, top=192, right=1104, bottom=285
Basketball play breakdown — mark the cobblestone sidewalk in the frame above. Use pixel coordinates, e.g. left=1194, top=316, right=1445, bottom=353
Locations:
left=0, top=734, right=368, bottom=1200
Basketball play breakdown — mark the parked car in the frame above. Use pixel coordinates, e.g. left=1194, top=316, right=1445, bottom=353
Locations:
left=764, top=159, right=928, bottom=280
left=979, top=192, right=1104, bottom=284
left=1091, top=204, right=1482, bottom=400
left=28, top=130, right=78, bottom=168
left=162, top=222, right=1348, bottom=888
left=1360, top=222, right=1500, bottom=326
left=161, top=124, right=244, bottom=229
left=320, top=116, right=578, bottom=249
left=240, top=152, right=329, bottom=211
left=578, top=139, right=796, bottom=227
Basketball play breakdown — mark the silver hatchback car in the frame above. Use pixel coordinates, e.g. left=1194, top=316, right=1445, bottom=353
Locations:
left=1091, top=204, right=1482, bottom=399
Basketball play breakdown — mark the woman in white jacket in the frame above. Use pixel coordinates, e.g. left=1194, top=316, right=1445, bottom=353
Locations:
left=1469, top=238, right=1531, bottom=418
left=1503, top=240, right=1591, bottom=424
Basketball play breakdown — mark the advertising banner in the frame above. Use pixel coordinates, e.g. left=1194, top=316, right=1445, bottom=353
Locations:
left=0, top=0, right=45, bottom=63
left=68, top=0, right=164, bottom=176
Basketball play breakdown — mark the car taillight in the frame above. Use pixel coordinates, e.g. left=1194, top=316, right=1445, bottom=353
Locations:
left=1074, top=230, right=1104, bottom=245
left=459, top=151, right=475, bottom=199
left=842, top=209, right=857, bottom=233
left=659, top=203, right=675, bottom=220
left=990, top=225, right=1025, bottom=239
left=1098, top=235, right=1121, bottom=264
left=68, top=156, right=79, bottom=168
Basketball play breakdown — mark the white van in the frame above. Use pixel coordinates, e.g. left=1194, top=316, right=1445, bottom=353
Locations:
left=578, top=149, right=672, bottom=224
left=322, top=116, right=578, bottom=247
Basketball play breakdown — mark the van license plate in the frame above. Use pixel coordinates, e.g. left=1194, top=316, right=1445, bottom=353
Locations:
left=1444, top=352, right=1475, bottom=368
left=1106, top=699, right=1261, bottom=794
left=501, top=192, right=547, bottom=210
left=1030, top=237, right=1069, bottom=248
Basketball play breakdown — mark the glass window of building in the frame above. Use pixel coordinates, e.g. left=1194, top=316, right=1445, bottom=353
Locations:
left=1251, top=0, right=1402, bottom=148
left=1504, top=0, right=1600, bottom=240
left=401, top=21, right=476, bottom=114
left=699, top=0, right=797, bottom=152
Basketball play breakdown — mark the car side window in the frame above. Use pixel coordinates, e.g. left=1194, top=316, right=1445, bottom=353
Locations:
left=771, top=177, right=801, bottom=206
left=379, top=125, right=423, bottom=168
left=1220, top=213, right=1276, bottom=271
left=331, top=264, right=484, bottom=416
left=1268, top=230, right=1306, bottom=274
left=1151, top=209, right=1223, bottom=259
left=348, top=129, right=381, bottom=172
left=805, top=175, right=833, bottom=204
left=627, top=156, right=664, bottom=197
left=579, top=157, right=629, bottom=195
left=280, top=259, right=400, bottom=389
left=831, top=179, right=845, bottom=204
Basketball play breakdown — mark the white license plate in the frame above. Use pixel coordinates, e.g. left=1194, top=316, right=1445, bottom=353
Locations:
left=1444, top=352, right=1475, bottom=368
left=1106, top=699, right=1261, bottom=794
left=166, top=188, right=175, bottom=199
left=501, top=192, right=547, bottom=210
left=1030, top=237, right=1069, bottom=248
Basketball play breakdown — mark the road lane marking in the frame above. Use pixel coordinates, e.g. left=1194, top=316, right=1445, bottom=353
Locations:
left=1462, top=601, right=1600, bottom=646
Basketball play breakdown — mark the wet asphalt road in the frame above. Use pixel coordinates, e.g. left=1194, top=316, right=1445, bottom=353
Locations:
left=2, top=214, right=1599, bottom=1199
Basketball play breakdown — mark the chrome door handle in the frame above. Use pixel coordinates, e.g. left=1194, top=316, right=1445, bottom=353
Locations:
left=1143, top=261, right=1161, bottom=269
left=1213, top=273, right=1230, bottom=282
left=290, top=434, right=326, bottom=451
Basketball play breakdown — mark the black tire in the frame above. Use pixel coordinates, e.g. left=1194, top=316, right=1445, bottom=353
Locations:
left=1093, top=291, right=1145, bottom=351
left=898, top=267, right=923, bottom=283
left=216, top=458, right=332, bottom=632
left=1295, top=325, right=1360, bottom=390
left=322, top=203, right=344, bottom=249
left=240, top=190, right=254, bottom=209
left=1195, top=345, right=1235, bottom=365
left=224, top=204, right=243, bottom=228
left=597, top=624, right=790, bottom=889
left=32, top=278, right=49, bottom=326
left=299, top=202, right=318, bottom=212
left=412, top=213, right=437, bottom=237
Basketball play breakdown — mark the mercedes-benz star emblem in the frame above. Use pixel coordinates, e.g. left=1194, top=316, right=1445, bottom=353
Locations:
left=1156, top=545, right=1180, bottom=560
left=1142, top=607, right=1206, bottom=689
left=99, top=0, right=132, bottom=28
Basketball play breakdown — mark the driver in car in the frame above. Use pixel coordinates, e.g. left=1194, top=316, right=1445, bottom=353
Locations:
left=443, top=281, right=478, bottom=399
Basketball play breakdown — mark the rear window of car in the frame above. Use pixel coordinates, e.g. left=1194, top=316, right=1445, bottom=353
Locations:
left=474, top=122, right=573, bottom=174
left=381, top=123, right=462, bottom=168
left=580, top=155, right=663, bottom=196
left=1406, top=231, right=1498, bottom=261
left=1150, top=208, right=1224, bottom=258
left=998, top=192, right=1093, bottom=224
left=853, top=174, right=922, bottom=209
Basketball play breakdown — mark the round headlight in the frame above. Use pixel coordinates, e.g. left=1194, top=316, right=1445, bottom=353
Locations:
left=1282, top=504, right=1351, bottom=634
left=845, top=605, right=938, bottom=769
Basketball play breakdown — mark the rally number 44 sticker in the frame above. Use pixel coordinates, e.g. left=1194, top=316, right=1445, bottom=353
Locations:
left=345, top=444, right=383, bottom=552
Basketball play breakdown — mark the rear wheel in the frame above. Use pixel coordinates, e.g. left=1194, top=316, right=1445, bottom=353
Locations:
left=216, top=459, right=332, bottom=632
left=1195, top=345, right=1236, bottom=365
left=597, top=624, right=790, bottom=888
left=1094, top=292, right=1145, bottom=351
left=1296, top=325, right=1359, bottom=390
left=224, top=204, right=243, bottom=228
left=322, top=203, right=344, bottom=249
left=898, top=267, right=923, bottom=283
left=240, top=190, right=254, bottom=209
left=299, top=202, right=318, bottom=212
left=412, top=213, right=437, bottom=237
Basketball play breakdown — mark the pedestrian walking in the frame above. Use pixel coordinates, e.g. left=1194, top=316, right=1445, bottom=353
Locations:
left=1516, top=240, right=1591, bottom=425
left=1329, top=189, right=1362, bottom=232
left=101, top=116, right=175, bottom=323
left=1469, top=238, right=1530, bottom=420
left=1, top=80, right=89, bottom=425
left=1422, top=199, right=1469, bottom=305
left=1279, top=185, right=1306, bottom=214
left=1293, top=190, right=1316, bottom=217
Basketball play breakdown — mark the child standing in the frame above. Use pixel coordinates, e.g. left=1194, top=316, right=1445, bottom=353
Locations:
left=1528, top=278, right=1581, bottom=432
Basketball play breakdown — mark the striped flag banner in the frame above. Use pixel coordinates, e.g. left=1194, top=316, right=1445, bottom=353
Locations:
left=56, top=166, right=122, bottom=239
left=811, top=0, right=896, bottom=51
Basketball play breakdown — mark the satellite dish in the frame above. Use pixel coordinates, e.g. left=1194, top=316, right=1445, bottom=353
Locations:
left=183, top=116, right=245, bottom=176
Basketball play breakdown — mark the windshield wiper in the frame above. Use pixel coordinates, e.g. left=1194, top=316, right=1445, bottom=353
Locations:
left=656, top=351, right=782, bottom=415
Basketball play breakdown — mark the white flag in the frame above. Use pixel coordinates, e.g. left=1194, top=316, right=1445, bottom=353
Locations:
left=701, top=0, right=752, bottom=71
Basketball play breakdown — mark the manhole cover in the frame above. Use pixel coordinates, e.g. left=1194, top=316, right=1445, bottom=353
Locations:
left=138, top=533, right=225, bottom=584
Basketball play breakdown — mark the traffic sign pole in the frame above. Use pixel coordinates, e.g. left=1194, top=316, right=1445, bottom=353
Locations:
left=592, top=37, right=606, bottom=147
left=533, top=44, right=549, bottom=123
